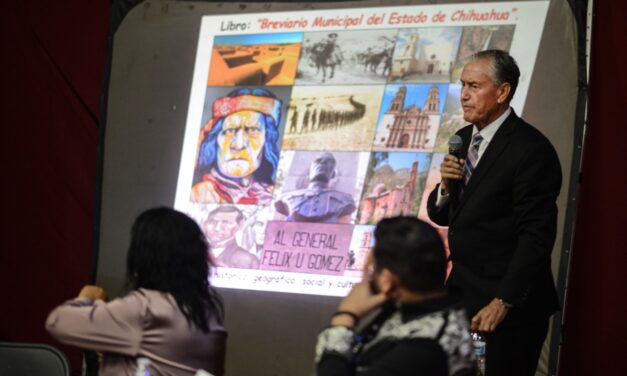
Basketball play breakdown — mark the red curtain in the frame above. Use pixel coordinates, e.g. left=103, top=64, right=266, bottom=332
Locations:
left=0, top=1, right=109, bottom=373
left=559, top=1, right=627, bottom=375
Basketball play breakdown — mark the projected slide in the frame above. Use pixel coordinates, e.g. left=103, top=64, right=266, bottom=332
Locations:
left=175, top=1, right=549, bottom=296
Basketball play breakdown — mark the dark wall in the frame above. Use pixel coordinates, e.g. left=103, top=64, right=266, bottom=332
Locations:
left=0, top=1, right=624, bottom=375
left=558, top=1, right=627, bottom=375
left=0, top=0, right=110, bottom=373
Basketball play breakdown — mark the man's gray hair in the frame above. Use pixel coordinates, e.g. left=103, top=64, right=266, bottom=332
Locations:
left=467, top=49, right=520, bottom=102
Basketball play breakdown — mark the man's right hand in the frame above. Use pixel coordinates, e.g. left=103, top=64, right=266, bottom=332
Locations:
left=439, top=154, right=465, bottom=194
left=332, top=281, right=388, bottom=328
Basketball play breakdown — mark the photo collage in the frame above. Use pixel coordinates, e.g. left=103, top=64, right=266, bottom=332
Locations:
left=185, top=25, right=516, bottom=278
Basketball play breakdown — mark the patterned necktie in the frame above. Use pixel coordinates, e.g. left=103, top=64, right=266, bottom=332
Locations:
left=463, top=132, right=484, bottom=187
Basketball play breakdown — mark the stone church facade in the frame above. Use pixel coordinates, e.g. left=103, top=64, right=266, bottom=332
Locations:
left=373, top=85, right=441, bottom=151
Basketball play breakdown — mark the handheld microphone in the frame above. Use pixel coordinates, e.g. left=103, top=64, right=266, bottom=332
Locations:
left=448, top=135, right=463, bottom=159
left=447, top=135, right=463, bottom=203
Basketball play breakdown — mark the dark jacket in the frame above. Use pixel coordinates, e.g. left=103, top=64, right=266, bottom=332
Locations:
left=427, top=111, right=562, bottom=326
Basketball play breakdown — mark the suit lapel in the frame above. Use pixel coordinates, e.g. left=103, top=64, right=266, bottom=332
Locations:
left=451, top=112, right=517, bottom=222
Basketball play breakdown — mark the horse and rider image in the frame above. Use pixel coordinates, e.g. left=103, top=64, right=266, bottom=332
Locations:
left=357, top=47, right=393, bottom=77
left=295, top=30, right=396, bottom=85
left=308, top=33, right=343, bottom=83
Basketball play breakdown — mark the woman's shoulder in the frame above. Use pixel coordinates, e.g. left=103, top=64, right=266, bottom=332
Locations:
left=113, top=289, right=175, bottom=313
left=130, top=288, right=176, bottom=304
left=129, top=288, right=182, bottom=316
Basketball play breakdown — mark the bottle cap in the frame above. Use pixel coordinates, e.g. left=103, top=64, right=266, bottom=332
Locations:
left=195, top=370, right=213, bottom=376
left=137, top=357, right=151, bottom=367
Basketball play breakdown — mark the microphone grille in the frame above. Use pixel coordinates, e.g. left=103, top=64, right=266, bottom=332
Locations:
left=448, top=135, right=463, bottom=152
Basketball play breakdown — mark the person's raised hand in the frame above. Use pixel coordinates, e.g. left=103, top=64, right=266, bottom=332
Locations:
left=439, top=154, right=465, bottom=194
left=78, top=285, right=108, bottom=301
left=331, top=281, right=387, bottom=329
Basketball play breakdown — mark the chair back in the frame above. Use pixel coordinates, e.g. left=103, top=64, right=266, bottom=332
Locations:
left=0, top=342, right=70, bottom=376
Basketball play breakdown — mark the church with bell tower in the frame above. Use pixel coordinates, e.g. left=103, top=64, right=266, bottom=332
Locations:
left=372, top=84, right=442, bottom=151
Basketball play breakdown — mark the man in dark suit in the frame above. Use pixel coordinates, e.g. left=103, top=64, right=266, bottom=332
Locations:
left=427, top=50, right=562, bottom=375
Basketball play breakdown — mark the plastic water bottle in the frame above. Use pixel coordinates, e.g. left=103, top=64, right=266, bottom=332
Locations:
left=135, top=357, right=151, bottom=376
left=471, top=331, right=486, bottom=376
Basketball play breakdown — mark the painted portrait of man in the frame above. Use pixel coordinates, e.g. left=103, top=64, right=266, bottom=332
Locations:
left=191, top=88, right=282, bottom=204
left=203, top=205, right=259, bottom=269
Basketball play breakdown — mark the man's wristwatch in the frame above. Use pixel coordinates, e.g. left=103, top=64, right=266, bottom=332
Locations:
left=497, top=298, right=514, bottom=309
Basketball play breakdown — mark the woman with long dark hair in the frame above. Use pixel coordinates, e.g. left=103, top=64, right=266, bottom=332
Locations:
left=46, top=207, right=226, bottom=375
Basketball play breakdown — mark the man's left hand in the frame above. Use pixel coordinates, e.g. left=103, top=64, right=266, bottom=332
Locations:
left=471, top=298, right=509, bottom=332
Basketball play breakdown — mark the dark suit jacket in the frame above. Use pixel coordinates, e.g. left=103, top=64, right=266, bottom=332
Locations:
left=427, top=111, right=561, bottom=327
